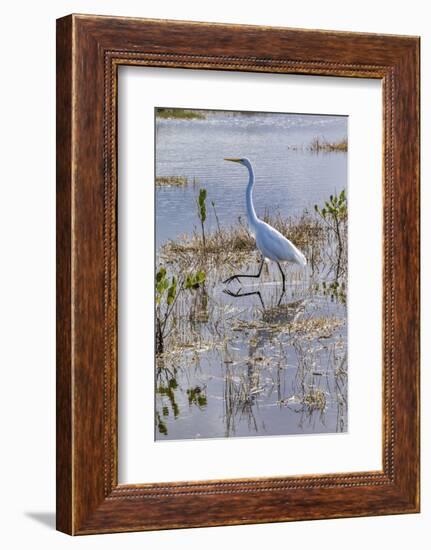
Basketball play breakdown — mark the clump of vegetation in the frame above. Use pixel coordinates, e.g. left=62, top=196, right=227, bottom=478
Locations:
left=308, top=137, right=348, bottom=152
left=314, top=189, right=347, bottom=258
left=156, top=176, right=188, bottom=187
left=184, top=271, right=207, bottom=290
left=155, top=266, right=206, bottom=354
left=156, top=108, right=206, bottom=120
left=321, top=280, right=347, bottom=304
left=165, top=222, right=251, bottom=256
left=303, top=387, right=327, bottom=413
left=231, top=315, right=343, bottom=340
left=187, top=385, right=207, bottom=408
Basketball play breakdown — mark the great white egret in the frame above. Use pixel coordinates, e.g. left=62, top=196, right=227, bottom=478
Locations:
left=223, top=158, right=306, bottom=292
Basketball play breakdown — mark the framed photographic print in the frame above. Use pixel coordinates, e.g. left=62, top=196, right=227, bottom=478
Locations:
left=56, top=14, right=420, bottom=534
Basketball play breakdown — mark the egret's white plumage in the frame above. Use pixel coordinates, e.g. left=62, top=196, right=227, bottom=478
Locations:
left=255, top=220, right=306, bottom=266
left=224, top=157, right=306, bottom=290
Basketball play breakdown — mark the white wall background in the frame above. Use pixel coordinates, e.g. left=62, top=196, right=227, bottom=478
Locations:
left=0, top=1, right=427, bottom=548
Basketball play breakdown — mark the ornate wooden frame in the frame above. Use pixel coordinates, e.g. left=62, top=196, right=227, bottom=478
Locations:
left=56, top=14, right=420, bottom=535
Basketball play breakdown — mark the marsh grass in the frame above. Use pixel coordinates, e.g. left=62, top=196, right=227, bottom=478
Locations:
left=161, top=210, right=327, bottom=271
left=156, top=108, right=206, bottom=120
left=288, top=137, right=348, bottom=153
left=156, top=176, right=188, bottom=187
left=231, top=315, right=343, bottom=339
left=308, top=137, right=348, bottom=153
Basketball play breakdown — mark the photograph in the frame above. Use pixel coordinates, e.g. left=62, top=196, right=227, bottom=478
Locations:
left=154, top=107, right=348, bottom=440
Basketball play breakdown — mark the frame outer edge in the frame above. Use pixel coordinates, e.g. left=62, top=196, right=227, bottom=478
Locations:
left=393, top=38, right=420, bottom=511
left=57, top=14, right=421, bottom=535
left=56, top=14, right=74, bottom=535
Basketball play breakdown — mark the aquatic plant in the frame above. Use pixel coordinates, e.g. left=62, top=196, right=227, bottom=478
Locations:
left=155, top=266, right=206, bottom=354
left=211, top=200, right=222, bottom=233
left=197, top=188, right=207, bottom=251
left=314, top=189, right=347, bottom=275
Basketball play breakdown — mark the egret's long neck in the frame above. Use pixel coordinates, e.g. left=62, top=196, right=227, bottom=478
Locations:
left=245, top=163, right=259, bottom=232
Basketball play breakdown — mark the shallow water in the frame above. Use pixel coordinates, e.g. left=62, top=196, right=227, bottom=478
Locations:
left=156, top=276, right=347, bottom=440
left=155, top=110, right=348, bottom=441
left=156, top=111, right=347, bottom=246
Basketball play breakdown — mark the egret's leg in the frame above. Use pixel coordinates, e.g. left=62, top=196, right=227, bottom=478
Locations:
left=276, top=262, right=286, bottom=292
left=223, top=288, right=265, bottom=309
left=223, top=259, right=265, bottom=285
left=277, top=290, right=285, bottom=307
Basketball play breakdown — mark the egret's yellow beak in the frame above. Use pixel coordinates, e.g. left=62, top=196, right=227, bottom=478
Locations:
left=224, top=157, right=242, bottom=162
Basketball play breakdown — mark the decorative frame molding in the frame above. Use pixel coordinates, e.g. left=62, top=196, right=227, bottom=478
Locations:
left=57, top=14, right=420, bottom=534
